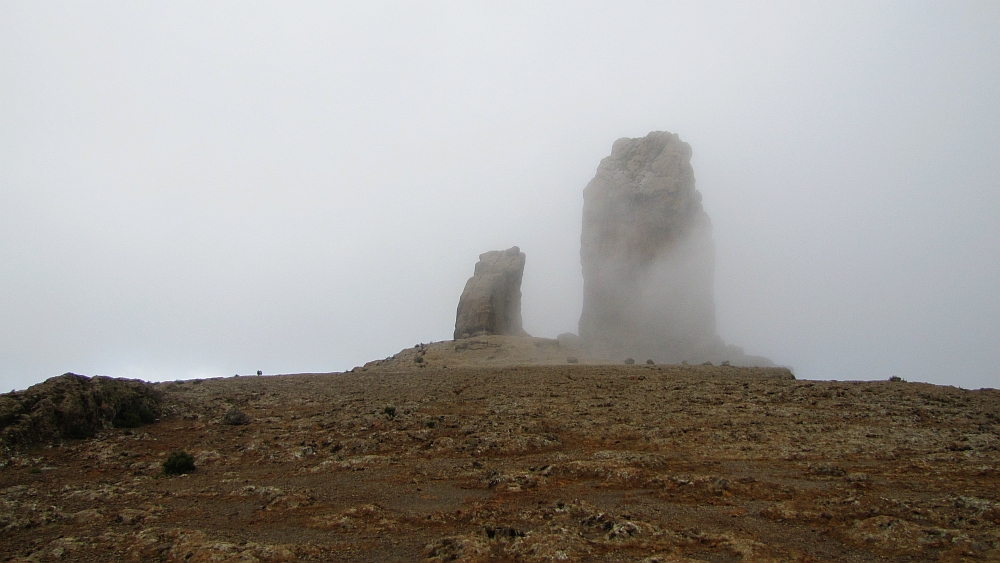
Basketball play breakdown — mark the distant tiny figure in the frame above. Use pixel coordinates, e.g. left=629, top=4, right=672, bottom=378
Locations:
left=257, top=370, right=262, bottom=376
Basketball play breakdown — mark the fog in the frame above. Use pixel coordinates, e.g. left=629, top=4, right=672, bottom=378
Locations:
left=577, top=132, right=729, bottom=365
left=632, top=221, right=722, bottom=363
left=2, top=2, right=998, bottom=391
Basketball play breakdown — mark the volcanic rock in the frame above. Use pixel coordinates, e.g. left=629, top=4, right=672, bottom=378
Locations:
left=0, top=373, right=161, bottom=450
left=454, top=246, right=527, bottom=340
left=557, top=332, right=582, bottom=350
left=579, top=131, right=769, bottom=365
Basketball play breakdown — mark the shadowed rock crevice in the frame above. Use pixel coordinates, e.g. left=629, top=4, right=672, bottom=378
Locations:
left=454, top=246, right=528, bottom=339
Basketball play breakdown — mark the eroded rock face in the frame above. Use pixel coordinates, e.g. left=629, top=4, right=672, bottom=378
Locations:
left=579, top=131, right=743, bottom=364
left=454, top=247, right=527, bottom=340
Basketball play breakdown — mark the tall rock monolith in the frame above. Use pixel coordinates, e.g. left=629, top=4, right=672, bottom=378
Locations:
left=454, top=247, right=528, bottom=339
left=579, top=131, right=759, bottom=364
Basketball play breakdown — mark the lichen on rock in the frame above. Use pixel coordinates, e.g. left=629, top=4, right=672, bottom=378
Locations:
left=0, top=373, right=161, bottom=450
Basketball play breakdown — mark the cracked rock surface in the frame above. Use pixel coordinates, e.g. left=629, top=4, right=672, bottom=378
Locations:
left=454, top=247, right=528, bottom=340
left=1, top=364, right=998, bottom=562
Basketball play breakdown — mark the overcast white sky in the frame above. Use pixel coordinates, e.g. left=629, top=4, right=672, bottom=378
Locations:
left=2, top=1, right=998, bottom=391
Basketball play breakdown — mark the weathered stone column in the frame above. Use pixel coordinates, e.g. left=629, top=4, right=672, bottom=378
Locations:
left=454, top=246, right=527, bottom=339
left=579, top=131, right=718, bottom=362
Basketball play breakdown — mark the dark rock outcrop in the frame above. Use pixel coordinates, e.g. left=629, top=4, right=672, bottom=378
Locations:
left=454, top=247, right=527, bottom=340
left=579, top=131, right=771, bottom=366
left=0, top=373, right=161, bottom=450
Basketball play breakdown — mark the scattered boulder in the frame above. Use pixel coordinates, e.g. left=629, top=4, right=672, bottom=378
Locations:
left=71, top=509, right=103, bottom=524
left=116, top=509, right=148, bottom=525
left=0, top=373, right=161, bottom=450
left=454, top=247, right=528, bottom=340
left=808, top=463, right=846, bottom=477
left=557, top=332, right=582, bottom=350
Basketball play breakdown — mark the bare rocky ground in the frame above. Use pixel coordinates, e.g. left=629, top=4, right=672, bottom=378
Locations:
left=2, top=343, right=999, bottom=562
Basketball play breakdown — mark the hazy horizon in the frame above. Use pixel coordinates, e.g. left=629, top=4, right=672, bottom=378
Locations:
left=2, top=2, right=998, bottom=391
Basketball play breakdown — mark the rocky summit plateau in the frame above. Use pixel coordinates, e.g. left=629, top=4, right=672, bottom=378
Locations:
left=2, top=133, right=998, bottom=562
left=1, top=362, right=999, bottom=562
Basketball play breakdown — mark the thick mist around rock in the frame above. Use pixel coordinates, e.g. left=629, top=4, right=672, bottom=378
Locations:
left=579, top=131, right=772, bottom=366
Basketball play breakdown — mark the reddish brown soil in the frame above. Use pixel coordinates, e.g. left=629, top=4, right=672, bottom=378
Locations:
left=2, top=364, right=999, bottom=562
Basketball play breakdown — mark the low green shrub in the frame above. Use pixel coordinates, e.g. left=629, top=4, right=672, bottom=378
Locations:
left=223, top=408, right=250, bottom=425
left=163, top=450, right=195, bottom=475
